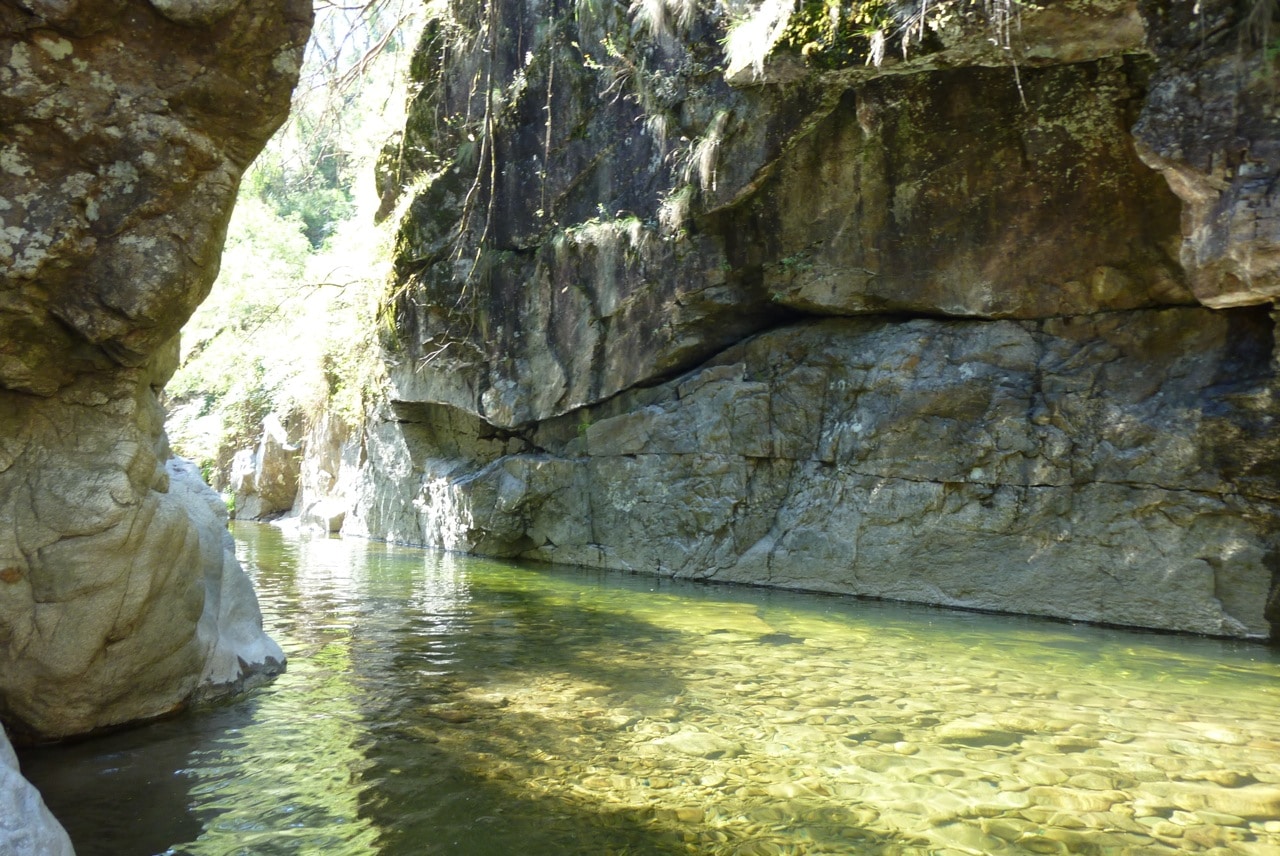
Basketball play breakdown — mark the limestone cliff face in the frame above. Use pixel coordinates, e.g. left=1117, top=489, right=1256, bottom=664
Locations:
left=0, top=0, right=310, bottom=741
left=303, top=0, right=1280, bottom=638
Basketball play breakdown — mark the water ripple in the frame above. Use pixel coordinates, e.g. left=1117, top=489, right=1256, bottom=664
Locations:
left=19, top=523, right=1280, bottom=855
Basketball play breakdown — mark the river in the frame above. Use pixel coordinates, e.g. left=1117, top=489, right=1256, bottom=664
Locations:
left=18, top=522, right=1280, bottom=855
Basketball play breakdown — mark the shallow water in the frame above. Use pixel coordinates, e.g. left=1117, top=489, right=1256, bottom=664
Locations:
left=19, top=523, right=1280, bottom=856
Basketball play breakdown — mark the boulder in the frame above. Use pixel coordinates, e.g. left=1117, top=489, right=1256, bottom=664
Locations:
left=301, top=498, right=347, bottom=534
left=0, top=0, right=309, bottom=740
left=0, top=389, right=287, bottom=739
left=232, top=413, right=300, bottom=520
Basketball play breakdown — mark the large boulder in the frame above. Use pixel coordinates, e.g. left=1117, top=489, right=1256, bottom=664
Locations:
left=230, top=413, right=301, bottom=520
left=0, top=0, right=309, bottom=741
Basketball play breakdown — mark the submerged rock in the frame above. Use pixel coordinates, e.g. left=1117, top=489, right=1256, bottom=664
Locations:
left=936, top=718, right=1026, bottom=748
left=652, top=729, right=745, bottom=760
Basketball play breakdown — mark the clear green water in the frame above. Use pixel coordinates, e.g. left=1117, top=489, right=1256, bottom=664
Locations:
left=19, top=523, right=1280, bottom=856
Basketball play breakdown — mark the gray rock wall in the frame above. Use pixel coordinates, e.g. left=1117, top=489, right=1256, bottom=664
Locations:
left=312, top=307, right=1278, bottom=638
left=299, top=0, right=1280, bottom=640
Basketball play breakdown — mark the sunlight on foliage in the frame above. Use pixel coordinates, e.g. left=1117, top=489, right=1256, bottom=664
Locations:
left=724, top=0, right=1022, bottom=74
left=631, top=0, right=698, bottom=40
left=722, top=0, right=795, bottom=77
left=166, top=0, right=425, bottom=488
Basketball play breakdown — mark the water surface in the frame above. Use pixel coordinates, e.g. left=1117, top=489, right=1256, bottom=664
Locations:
left=20, top=523, right=1280, bottom=855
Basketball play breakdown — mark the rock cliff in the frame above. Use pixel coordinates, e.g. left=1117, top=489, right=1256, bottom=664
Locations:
left=0, top=0, right=310, bottom=749
left=301, top=0, right=1280, bottom=639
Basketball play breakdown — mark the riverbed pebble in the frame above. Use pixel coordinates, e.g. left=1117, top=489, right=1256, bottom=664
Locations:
left=408, top=587, right=1280, bottom=856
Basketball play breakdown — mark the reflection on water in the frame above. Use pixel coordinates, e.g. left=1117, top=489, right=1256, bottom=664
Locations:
left=19, top=523, right=1280, bottom=855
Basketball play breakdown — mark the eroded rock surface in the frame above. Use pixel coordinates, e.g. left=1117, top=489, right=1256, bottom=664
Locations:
left=1133, top=0, right=1280, bottom=308
left=301, top=0, right=1280, bottom=639
left=0, top=0, right=309, bottom=742
left=230, top=413, right=301, bottom=520
left=0, top=729, right=72, bottom=855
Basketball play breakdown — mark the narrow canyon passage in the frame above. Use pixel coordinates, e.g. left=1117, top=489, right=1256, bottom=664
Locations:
left=7, top=0, right=1280, bottom=848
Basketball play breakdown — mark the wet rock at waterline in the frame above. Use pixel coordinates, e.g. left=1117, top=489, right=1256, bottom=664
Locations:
left=0, top=730, right=72, bottom=856
left=315, top=307, right=1280, bottom=639
left=0, top=0, right=309, bottom=742
left=172, top=459, right=287, bottom=701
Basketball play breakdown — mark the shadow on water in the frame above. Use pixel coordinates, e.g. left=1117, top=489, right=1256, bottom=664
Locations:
left=19, top=523, right=1280, bottom=855
left=21, top=524, right=881, bottom=855
left=19, top=711, right=227, bottom=856
left=344, top=570, right=693, bottom=854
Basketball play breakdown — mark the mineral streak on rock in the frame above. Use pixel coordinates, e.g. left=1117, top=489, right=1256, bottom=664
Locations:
left=0, top=0, right=311, bottom=743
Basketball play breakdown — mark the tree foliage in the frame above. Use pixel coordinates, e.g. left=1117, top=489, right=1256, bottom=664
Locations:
left=165, top=0, right=425, bottom=488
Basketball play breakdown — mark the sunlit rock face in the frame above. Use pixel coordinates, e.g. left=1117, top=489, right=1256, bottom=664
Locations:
left=0, top=0, right=310, bottom=741
left=303, top=0, right=1280, bottom=638
left=230, top=413, right=302, bottom=520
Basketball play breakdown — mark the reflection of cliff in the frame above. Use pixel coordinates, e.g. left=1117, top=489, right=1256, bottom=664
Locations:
left=19, top=528, right=394, bottom=854
left=0, top=0, right=310, bottom=756
left=298, top=0, right=1280, bottom=640
left=20, top=524, right=474, bottom=854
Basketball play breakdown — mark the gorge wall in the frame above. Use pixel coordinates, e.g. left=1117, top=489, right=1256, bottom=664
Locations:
left=298, top=0, right=1280, bottom=640
left=0, top=0, right=309, bottom=757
